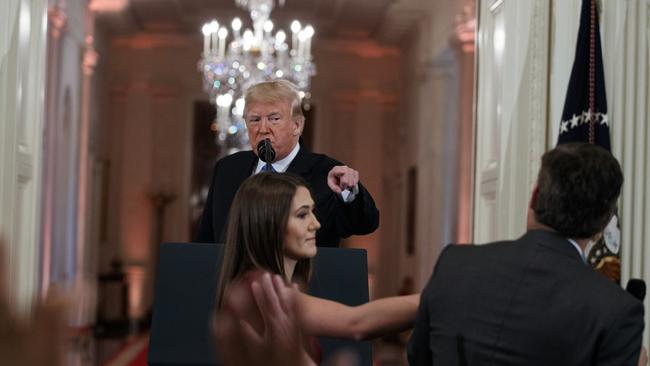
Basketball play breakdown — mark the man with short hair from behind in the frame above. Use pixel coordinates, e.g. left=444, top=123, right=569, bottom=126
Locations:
left=195, top=80, right=379, bottom=247
left=408, top=143, right=645, bottom=365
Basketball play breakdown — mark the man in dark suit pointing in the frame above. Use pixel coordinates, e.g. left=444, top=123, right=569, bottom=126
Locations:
left=408, top=143, right=644, bottom=365
left=195, top=80, right=379, bottom=247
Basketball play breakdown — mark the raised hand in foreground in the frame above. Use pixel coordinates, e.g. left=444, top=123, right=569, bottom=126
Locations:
left=0, top=240, right=66, bottom=366
left=214, top=272, right=315, bottom=366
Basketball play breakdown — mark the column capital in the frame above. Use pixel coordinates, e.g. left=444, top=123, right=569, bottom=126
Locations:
left=82, top=36, right=98, bottom=76
left=453, top=2, right=476, bottom=53
left=48, top=5, right=67, bottom=39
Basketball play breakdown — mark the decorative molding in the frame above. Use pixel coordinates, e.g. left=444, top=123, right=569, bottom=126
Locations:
left=0, top=1, right=19, bottom=67
left=526, top=0, right=550, bottom=191
left=489, top=0, right=504, bottom=14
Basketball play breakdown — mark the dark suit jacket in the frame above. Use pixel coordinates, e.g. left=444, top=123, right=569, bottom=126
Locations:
left=194, top=145, right=379, bottom=247
left=408, top=229, right=644, bottom=366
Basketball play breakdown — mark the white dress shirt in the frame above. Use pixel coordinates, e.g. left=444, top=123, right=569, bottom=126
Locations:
left=567, top=238, right=587, bottom=263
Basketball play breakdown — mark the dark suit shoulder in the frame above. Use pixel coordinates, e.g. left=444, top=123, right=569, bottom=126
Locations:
left=289, top=149, right=352, bottom=182
left=574, top=262, right=643, bottom=312
left=297, top=150, right=339, bottom=170
left=310, top=151, right=342, bottom=165
left=438, top=240, right=519, bottom=264
left=427, top=242, right=513, bottom=284
left=215, top=150, right=256, bottom=169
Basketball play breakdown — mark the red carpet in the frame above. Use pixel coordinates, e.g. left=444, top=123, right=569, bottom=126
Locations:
left=101, top=334, right=149, bottom=366
left=127, top=344, right=148, bottom=366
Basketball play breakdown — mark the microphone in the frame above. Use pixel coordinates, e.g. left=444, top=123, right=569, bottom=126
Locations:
left=256, top=138, right=276, bottom=170
left=626, top=279, right=646, bottom=302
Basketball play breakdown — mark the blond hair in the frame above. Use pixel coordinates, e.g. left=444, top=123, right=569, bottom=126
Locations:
left=243, top=80, right=305, bottom=123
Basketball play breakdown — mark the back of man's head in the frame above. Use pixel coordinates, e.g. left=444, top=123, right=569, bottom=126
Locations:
left=533, top=142, right=623, bottom=239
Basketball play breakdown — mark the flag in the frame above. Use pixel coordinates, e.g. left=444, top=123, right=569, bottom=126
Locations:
left=557, top=0, right=620, bottom=282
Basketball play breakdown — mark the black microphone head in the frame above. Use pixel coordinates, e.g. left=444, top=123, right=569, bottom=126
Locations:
left=626, top=279, right=646, bottom=301
left=256, top=138, right=276, bottom=163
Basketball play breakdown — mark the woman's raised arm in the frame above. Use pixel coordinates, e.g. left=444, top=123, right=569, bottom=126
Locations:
left=296, top=291, right=420, bottom=340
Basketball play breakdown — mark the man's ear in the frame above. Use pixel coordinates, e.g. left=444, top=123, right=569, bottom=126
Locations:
left=292, top=119, right=303, bottom=136
left=526, top=185, right=540, bottom=230
left=529, top=185, right=539, bottom=210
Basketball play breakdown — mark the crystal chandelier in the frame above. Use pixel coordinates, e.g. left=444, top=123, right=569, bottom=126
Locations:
left=199, top=0, right=316, bottom=152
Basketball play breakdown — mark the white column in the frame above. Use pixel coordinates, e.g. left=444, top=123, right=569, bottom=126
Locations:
left=41, top=1, right=67, bottom=298
left=71, top=7, right=99, bottom=327
left=452, top=2, right=477, bottom=244
left=412, top=48, right=464, bottom=286
left=0, top=0, right=48, bottom=311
